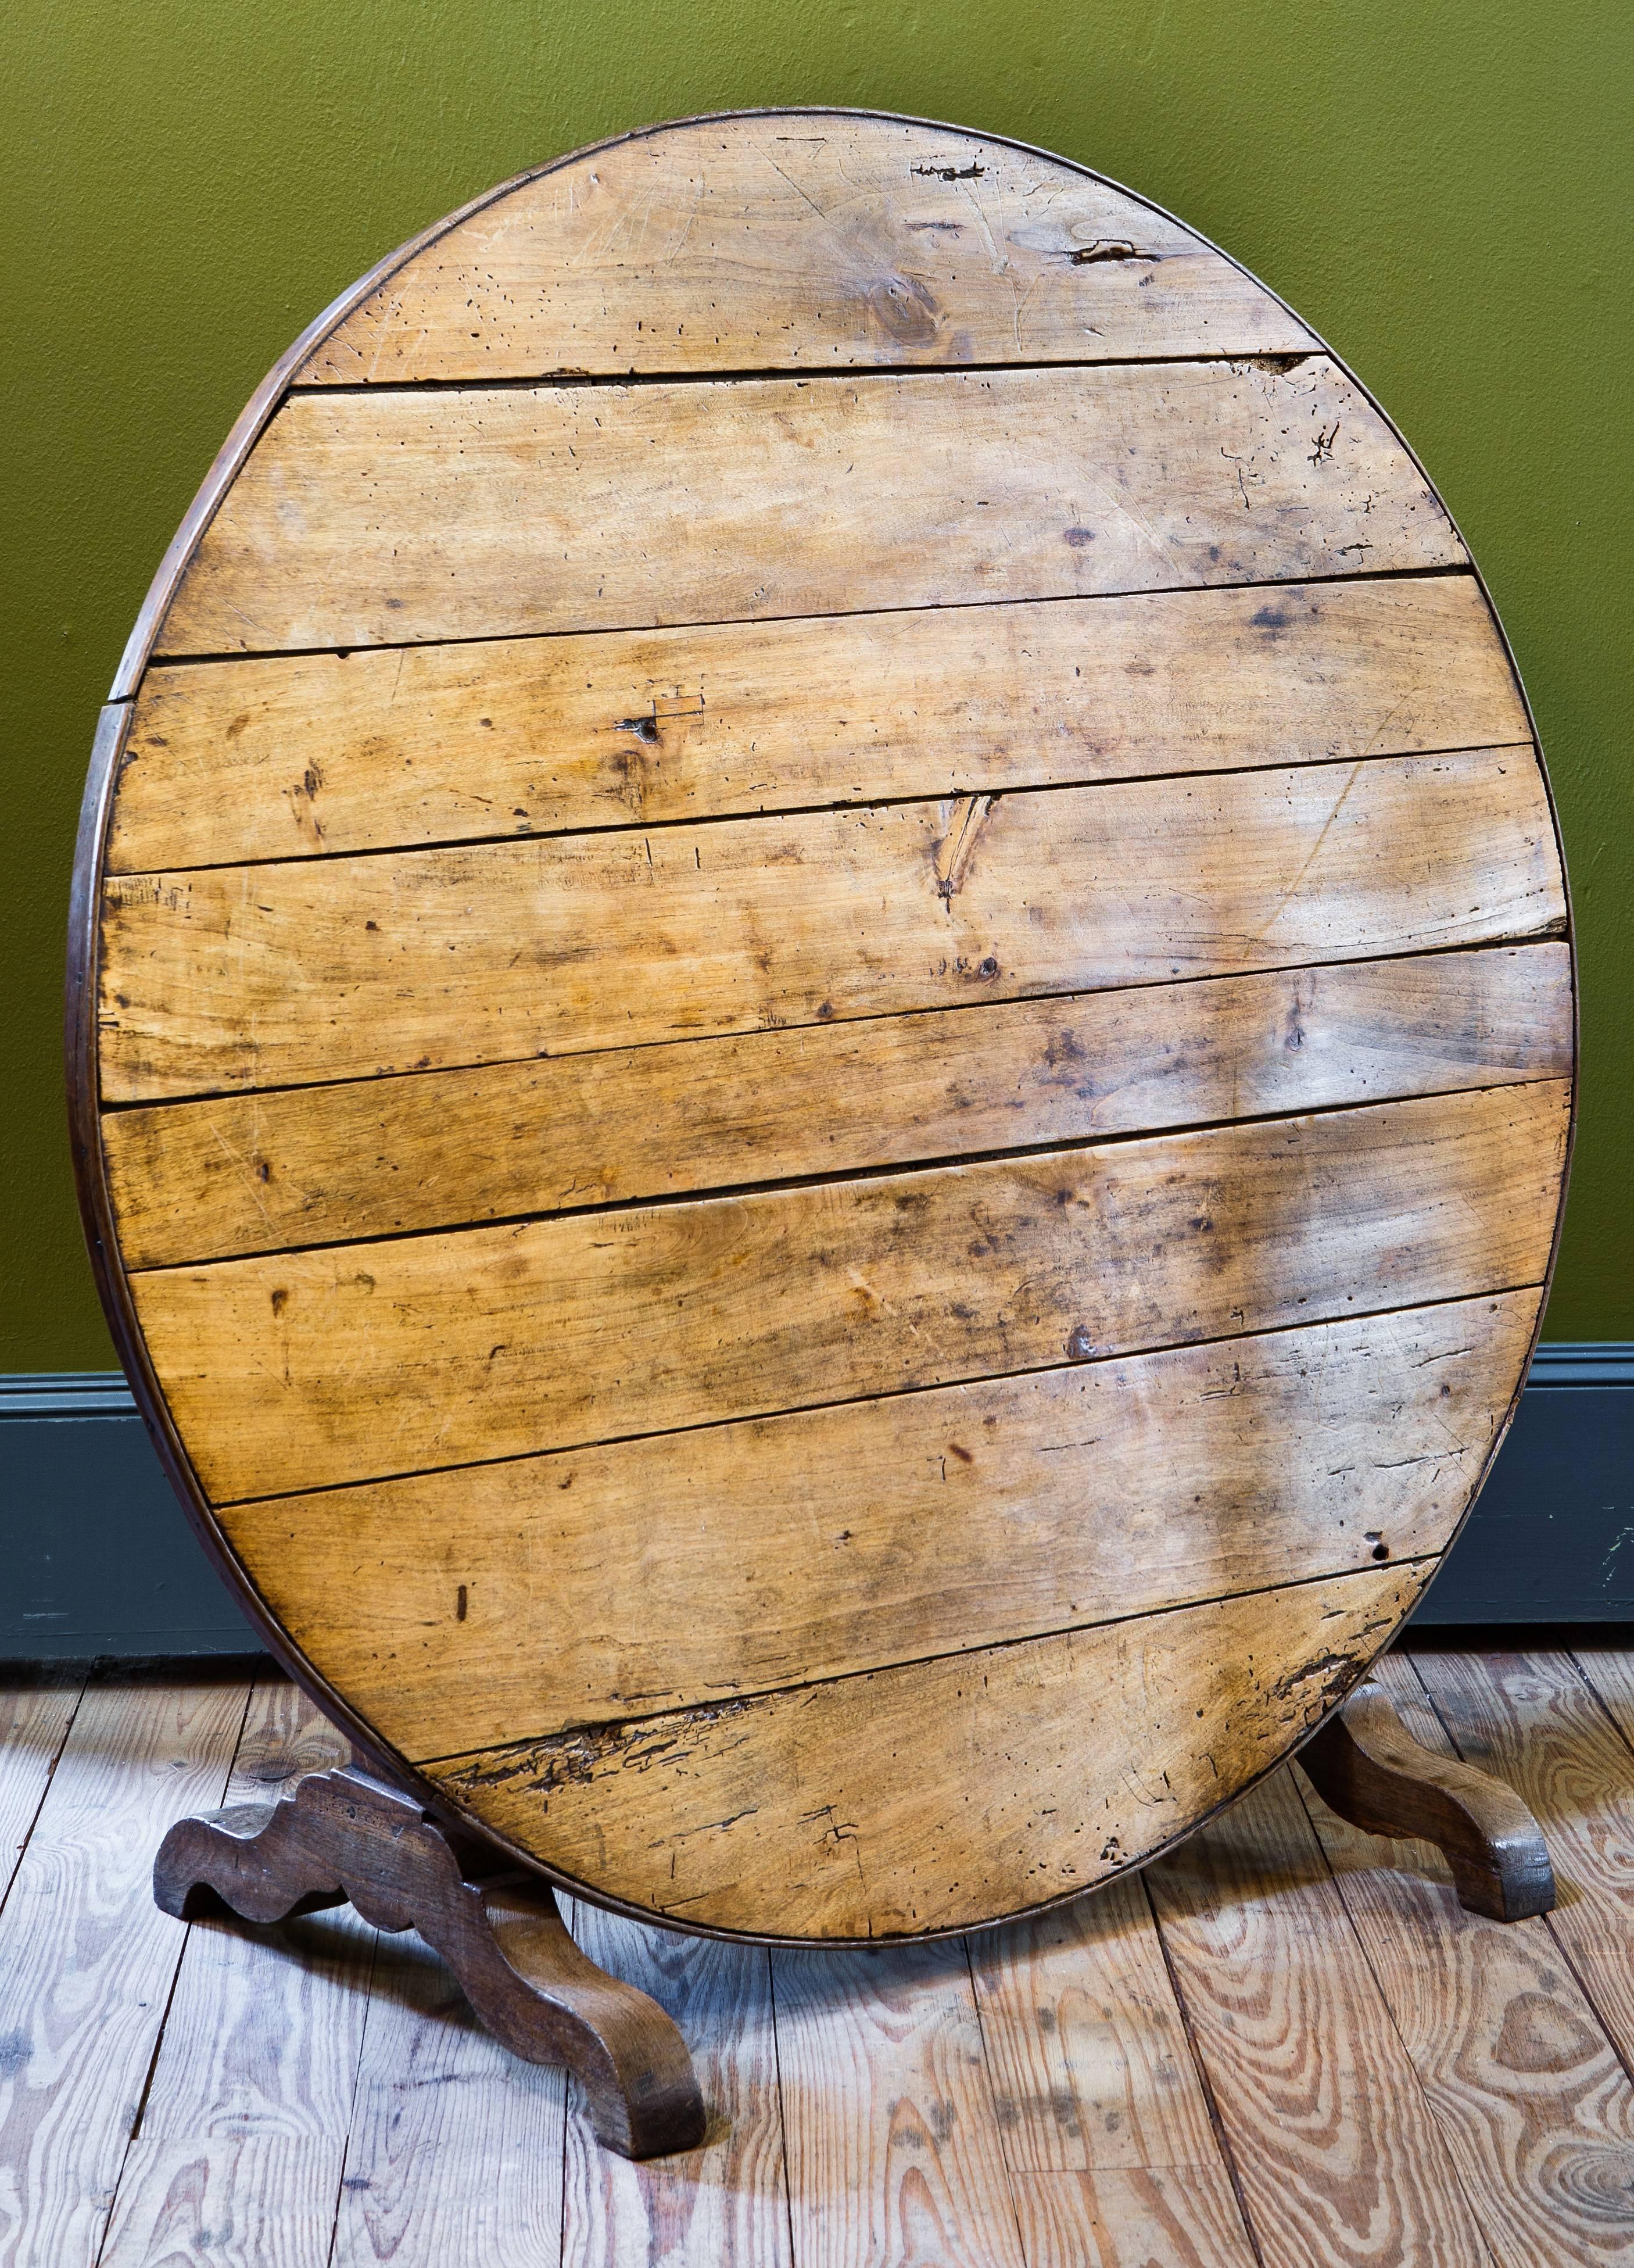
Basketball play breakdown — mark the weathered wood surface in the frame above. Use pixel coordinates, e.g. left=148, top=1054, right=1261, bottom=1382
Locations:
left=331, top=1930, right=566, bottom=2268
left=298, top=115, right=1315, bottom=383
left=1416, top=1650, right=1634, bottom=2070
left=106, top=944, right=1570, bottom=1268
left=102, top=1684, right=361, bottom=2268
left=98, top=747, right=1561, bottom=1104
left=0, top=1681, right=245, bottom=2268
left=0, top=1680, right=82, bottom=1906
left=1007, top=2167, right=1259, bottom=2268
left=137, top=1079, right=1567, bottom=1506
left=221, top=1293, right=1539, bottom=1758
left=1300, top=1672, right=1555, bottom=1920
left=1299, top=1653, right=1634, bottom=2266
left=154, top=356, right=1461, bottom=658
left=562, top=1901, right=790, bottom=2266
left=1146, top=1768, right=1493, bottom=2267
left=772, top=1937, right=1024, bottom=2267
left=115, top=573, right=1525, bottom=872
left=84, top=109, right=1573, bottom=1950
left=969, top=1873, right=1219, bottom=2173
left=427, top=1565, right=1421, bottom=1938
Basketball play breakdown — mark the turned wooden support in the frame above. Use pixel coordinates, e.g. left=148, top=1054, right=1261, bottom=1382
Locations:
left=153, top=1761, right=706, bottom=2159
left=1301, top=1677, right=1556, bottom=1922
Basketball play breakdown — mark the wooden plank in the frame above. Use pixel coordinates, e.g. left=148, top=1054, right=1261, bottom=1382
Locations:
left=299, top=115, right=1315, bottom=383
left=135, top=1079, right=1569, bottom=1505
left=153, top=357, right=1463, bottom=659
left=427, top=1564, right=1422, bottom=1939
left=96, top=746, right=1562, bottom=1104
left=1297, top=1651, right=1634, bottom=2265
left=561, top=1901, right=788, bottom=2266
left=969, top=1873, right=1220, bottom=2173
left=102, top=1684, right=361, bottom=2267
left=105, top=944, right=1572, bottom=1269
left=114, top=574, right=1525, bottom=872
left=1145, top=1767, right=1492, bottom=2268
left=0, top=1679, right=248, bottom=2268
left=1416, top=1649, right=1634, bottom=2068
left=771, top=1936, right=1025, bottom=2267
left=1007, top=2167, right=1257, bottom=2268
left=220, top=1292, right=1543, bottom=1758
left=329, top=1930, right=565, bottom=2268
left=100, top=2139, right=344, bottom=2268
left=0, top=1680, right=83, bottom=1908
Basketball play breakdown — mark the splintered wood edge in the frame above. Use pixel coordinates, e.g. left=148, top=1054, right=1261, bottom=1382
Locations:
left=67, top=109, right=1580, bottom=1941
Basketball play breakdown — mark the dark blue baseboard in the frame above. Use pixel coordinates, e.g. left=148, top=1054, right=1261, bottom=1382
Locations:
left=3, top=1347, right=1630, bottom=1658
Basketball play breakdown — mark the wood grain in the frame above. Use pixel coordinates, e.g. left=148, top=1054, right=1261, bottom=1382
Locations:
left=0, top=1680, right=245, bottom=2268
left=771, top=1936, right=1024, bottom=2266
left=299, top=114, right=1314, bottom=382
left=0, top=1680, right=83, bottom=1908
left=561, top=1903, right=789, bottom=2266
left=219, top=1292, right=1542, bottom=1757
left=329, top=1930, right=567, bottom=2268
left=426, top=1565, right=1422, bottom=1939
left=969, top=1873, right=1219, bottom=2173
left=1298, top=1652, right=1634, bottom=2265
left=100, top=2138, right=345, bottom=2268
left=130, top=1683, right=361, bottom=2147
left=114, top=573, right=1525, bottom=872
left=105, top=944, right=1571, bottom=1269
left=1146, top=1767, right=1492, bottom=2267
left=154, top=357, right=1461, bottom=659
left=1007, top=2167, right=1257, bottom=2268
left=1417, top=1650, right=1634, bottom=2074
left=136, top=1079, right=1568, bottom=1505
left=96, top=746, right=1561, bottom=1104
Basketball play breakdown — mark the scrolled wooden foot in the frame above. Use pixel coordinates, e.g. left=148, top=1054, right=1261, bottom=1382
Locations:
left=154, top=1762, right=705, bottom=2159
left=1300, top=1677, right=1555, bottom=1922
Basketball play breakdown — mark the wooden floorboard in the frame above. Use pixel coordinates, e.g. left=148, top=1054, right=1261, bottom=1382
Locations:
left=3, top=1654, right=1633, bottom=2260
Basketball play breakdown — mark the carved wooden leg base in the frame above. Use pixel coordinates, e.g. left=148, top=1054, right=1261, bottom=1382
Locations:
left=153, top=1761, right=707, bottom=2159
left=1300, top=1677, right=1556, bottom=1922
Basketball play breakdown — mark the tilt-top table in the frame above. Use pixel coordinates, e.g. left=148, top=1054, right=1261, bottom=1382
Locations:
left=69, top=110, right=1571, bottom=2158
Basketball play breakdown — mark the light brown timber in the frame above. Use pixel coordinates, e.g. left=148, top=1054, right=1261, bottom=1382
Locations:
left=1297, top=1652, right=1634, bottom=2265
left=1006, top=2168, right=1259, bottom=2268
left=299, top=114, right=1314, bottom=383
left=218, top=1292, right=1540, bottom=1758
left=96, top=748, right=1563, bottom=1103
left=136, top=1079, right=1565, bottom=1505
left=0, top=1681, right=246, bottom=2268
left=104, top=944, right=1571, bottom=1269
left=425, top=1564, right=1422, bottom=1938
left=561, top=1901, right=790, bottom=2267
left=0, top=1680, right=83, bottom=1908
left=153, top=357, right=1462, bottom=659
left=114, top=575, right=1526, bottom=872
left=1145, top=1768, right=1492, bottom=2267
left=969, top=1873, right=1221, bottom=2173
left=769, top=1936, right=1025, bottom=2267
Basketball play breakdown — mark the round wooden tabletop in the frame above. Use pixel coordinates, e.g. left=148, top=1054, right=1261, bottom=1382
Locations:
left=72, top=110, right=1573, bottom=1943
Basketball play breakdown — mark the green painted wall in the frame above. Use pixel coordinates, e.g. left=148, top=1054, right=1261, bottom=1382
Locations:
left=3, top=1, right=1629, bottom=1368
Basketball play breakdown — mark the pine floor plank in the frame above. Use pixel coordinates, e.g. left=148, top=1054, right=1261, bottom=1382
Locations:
left=1008, top=2165, right=1258, bottom=2268
left=562, top=1901, right=789, bottom=2267
left=330, top=1925, right=565, bottom=2267
left=1145, top=1767, right=1492, bottom=2268
left=0, top=1679, right=248, bottom=2268
left=99, top=2137, right=345, bottom=2268
left=771, top=1936, right=1024, bottom=2268
left=101, top=1683, right=364, bottom=2267
left=1414, top=1648, right=1634, bottom=2074
left=967, top=1874, right=1222, bottom=2174
left=1298, top=1651, right=1634, bottom=2263
left=0, top=1679, right=83, bottom=1908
